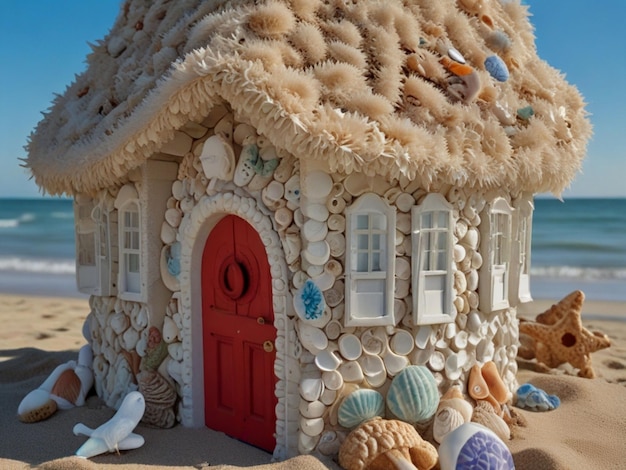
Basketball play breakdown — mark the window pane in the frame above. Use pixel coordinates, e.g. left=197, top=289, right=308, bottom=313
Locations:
left=370, top=213, right=385, bottom=230
left=436, top=251, right=447, bottom=271
left=357, top=234, right=369, bottom=250
left=438, top=212, right=448, bottom=228
left=371, top=233, right=381, bottom=250
left=371, top=252, right=381, bottom=271
left=357, top=253, right=369, bottom=272
left=356, top=214, right=369, bottom=230
left=132, top=231, right=140, bottom=250
left=128, top=253, right=140, bottom=273
left=421, top=213, right=432, bottom=227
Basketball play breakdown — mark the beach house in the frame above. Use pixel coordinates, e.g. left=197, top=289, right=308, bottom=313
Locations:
left=26, top=0, right=590, bottom=459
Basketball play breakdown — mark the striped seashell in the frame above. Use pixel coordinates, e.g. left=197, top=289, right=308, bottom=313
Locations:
left=472, top=401, right=511, bottom=441
left=137, top=370, right=177, bottom=428
left=338, top=389, right=385, bottom=429
left=386, top=365, right=439, bottom=424
left=433, top=406, right=467, bottom=444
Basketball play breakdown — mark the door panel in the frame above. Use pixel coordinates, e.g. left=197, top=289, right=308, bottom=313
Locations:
left=202, top=215, right=277, bottom=452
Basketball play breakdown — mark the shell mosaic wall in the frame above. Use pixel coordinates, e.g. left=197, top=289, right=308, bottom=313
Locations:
left=83, top=103, right=521, bottom=458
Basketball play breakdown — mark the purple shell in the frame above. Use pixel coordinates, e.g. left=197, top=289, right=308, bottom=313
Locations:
left=484, top=55, right=509, bottom=82
left=456, top=430, right=514, bottom=470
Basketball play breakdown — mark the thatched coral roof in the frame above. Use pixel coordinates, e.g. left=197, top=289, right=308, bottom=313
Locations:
left=26, top=0, right=591, bottom=196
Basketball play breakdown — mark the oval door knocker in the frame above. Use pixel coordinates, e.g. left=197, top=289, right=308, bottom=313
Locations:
left=263, top=340, right=274, bottom=353
left=219, top=258, right=248, bottom=300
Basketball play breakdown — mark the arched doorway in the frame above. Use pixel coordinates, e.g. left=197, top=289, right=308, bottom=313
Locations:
left=201, top=214, right=277, bottom=452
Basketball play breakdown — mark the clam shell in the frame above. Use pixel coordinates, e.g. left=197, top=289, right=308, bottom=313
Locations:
left=387, top=365, right=439, bottom=424
left=338, top=389, right=385, bottom=428
left=343, top=173, right=371, bottom=197
left=303, top=219, right=328, bottom=242
left=302, top=203, right=329, bottom=222
left=315, top=349, right=341, bottom=371
left=434, top=407, right=467, bottom=444
left=303, top=240, right=330, bottom=266
left=303, top=171, right=333, bottom=201
left=338, top=334, right=362, bottom=361
left=472, top=401, right=511, bottom=441
left=390, top=329, right=414, bottom=356
left=301, top=417, right=325, bottom=437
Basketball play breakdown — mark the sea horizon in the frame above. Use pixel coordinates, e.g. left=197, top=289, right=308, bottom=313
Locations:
left=1, top=196, right=625, bottom=304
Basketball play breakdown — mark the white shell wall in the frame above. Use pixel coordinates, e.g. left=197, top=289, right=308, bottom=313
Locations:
left=86, top=104, right=521, bottom=460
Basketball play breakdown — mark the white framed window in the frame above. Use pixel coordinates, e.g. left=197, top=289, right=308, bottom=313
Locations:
left=344, top=193, right=396, bottom=327
left=75, top=198, right=112, bottom=295
left=479, top=197, right=513, bottom=312
left=511, top=194, right=534, bottom=304
left=115, top=184, right=143, bottom=301
left=411, top=193, right=455, bottom=325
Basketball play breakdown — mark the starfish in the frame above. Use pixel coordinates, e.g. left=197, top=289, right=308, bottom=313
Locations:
left=518, top=290, right=611, bottom=378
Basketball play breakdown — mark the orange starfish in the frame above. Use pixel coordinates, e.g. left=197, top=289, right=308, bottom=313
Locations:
left=518, top=290, right=611, bottom=378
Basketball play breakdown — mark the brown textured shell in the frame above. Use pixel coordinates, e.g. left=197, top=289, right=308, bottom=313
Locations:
left=137, top=370, right=177, bottom=428
left=338, top=417, right=437, bottom=470
left=50, top=368, right=81, bottom=405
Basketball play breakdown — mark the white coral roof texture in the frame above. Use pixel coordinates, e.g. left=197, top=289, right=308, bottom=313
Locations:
left=26, top=0, right=591, bottom=196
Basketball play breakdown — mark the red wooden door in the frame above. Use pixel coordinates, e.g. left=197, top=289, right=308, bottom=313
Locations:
left=202, top=215, right=277, bottom=452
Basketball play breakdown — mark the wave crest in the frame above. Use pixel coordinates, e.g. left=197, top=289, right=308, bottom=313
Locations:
left=0, top=257, right=75, bottom=274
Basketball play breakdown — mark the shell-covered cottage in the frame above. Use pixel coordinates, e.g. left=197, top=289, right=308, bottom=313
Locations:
left=26, top=0, right=590, bottom=460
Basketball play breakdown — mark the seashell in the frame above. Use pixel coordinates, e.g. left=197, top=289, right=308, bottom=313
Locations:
left=394, top=257, right=411, bottom=280
left=484, top=55, right=509, bottom=82
left=390, top=329, right=414, bottom=356
left=294, top=279, right=326, bottom=322
left=300, top=399, right=326, bottom=419
left=299, top=324, right=328, bottom=354
left=324, top=319, right=342, bottom=340
left=338, top=334, right=362, bottom=361
left=448, top=47, right=466, bottom=64
left=171, top=180, right=184, bottom=200
left=284, top=174, right=301, bottom=202
left=301, top=416, right=325, bottom=437
left=395, top=193, right=415, bottom=213
left=164, top=208, right=182, bottom=228
left=515, top=383, right=560, bottom=412
left=303, top=240, right=330, bottom=266
left=317, top=430, right=343, bottom=456
left=471, top=251, right=483, bottom=269
left=338, top=361, right=364, bottom=383
left=468, top=364, right=489, bottom=401
left=315, top=349, right=341, bottom=372
left=162, top=316, right=179, bottom=343
left=472, top=401, right=510, bottom=441
left=262, top=180, right=284, bottom=205
left=481, top=361, right=509, bottom=404
left=429, top=351, right=446, bottom=371
left=302, top=170, right=333, bottom=200
left=440, top=55, right=474, bottom=76
left=322, top=369, right=344, bottom=391
left=160, top=221, right=176, bottom=244
left=461, top=227, right=479, bottom=250
left=327, top=196, right=346, bottom=214
left=440, top=387, right=473, bottom=420
left=343, top=173, right=371, bottom=197
left=445, top=352, right=467, bottom=381
left=303, top=219, right=328, bottom=242
left=327, top=214, right=345, bottom=231
left=453, top=245, right=466, bottom=263
left=302, top=203, right=329, bottom=222
left=233, top=123, right=256, bottom=146
left=213, top=113, right=234, bottom=141
left=137, top=370, right=176, bottom=428
left=326, top=231, right=346, bottom=257
left=338, top=389, right=385, bottom=429
left=274, top=207, right=293, bottom=229
left=109, top=312, right=129, bottom=335
left=433, top=406, right=467, bottom=444
left=18, top=389, right=58, bottom=423
left=298, top=431, right=321, bottom=454
left=199, top=134, right=236, bottom=182
left=439, top=423, right=514, bottom=470
left=386, top=365, right=439, bottom=424
left=122, top=326, right=140, bottom=350
left=360, top=328, right=385, bottom=355
left=453, top=330, right=469, bottom=350
left=358, top=353, right=386, bottom=379
left=383, top=349, right=409, bottom=376
left=300, top=377, right=324, bottom=402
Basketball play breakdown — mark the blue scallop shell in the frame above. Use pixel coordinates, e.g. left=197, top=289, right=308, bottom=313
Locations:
left=338, top=389, right=385, bottom=429
left=515, top=383, right=560, bottom=411
left=294, top=279, right=325, bottom=321
left=386, top=365, right=439, bottom=424
left=484, top=55, right=509, bottom=82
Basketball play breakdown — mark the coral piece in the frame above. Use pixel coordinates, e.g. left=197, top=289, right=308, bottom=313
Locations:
left=338, top=417, right=438, bottom=470
left=338, top=389, right=385, bottom=429
left=514, top=383, right=560, bottom=412
left=73, top=391, right=146, bottom=458
left=471, top=401, right=510, bottom=441
left=518, top=290, right=611, bottom=378
left=439, top=423, right=514, bottom=470
left=137, top=370, right=177, bottom=428
left=386, top=366, right=439, bottom=424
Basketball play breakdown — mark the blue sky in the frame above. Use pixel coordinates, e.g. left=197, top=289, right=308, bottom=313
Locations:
left=0, top=1, right=624, bottom=198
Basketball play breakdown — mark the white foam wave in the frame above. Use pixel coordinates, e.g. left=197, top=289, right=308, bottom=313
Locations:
left=51, top=212, right=74, bottom=219
left=531, top=266, right=626, bottom=281
left=0, top=219, right=19, bottom=228
left=0, top=257, right=75, bottom=274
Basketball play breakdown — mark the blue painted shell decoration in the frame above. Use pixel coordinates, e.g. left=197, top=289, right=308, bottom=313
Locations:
left=338, top=389, right=385, bottom=428
left=515, top=383, right=560, bottom=411
left=294, top=279, right=325, bottom=322
left=166, top=241, right=181, bottom=278
left=484, top=55, right=509, bottom=82
left=386, top=365, right=439, bottom=424
left=439, top=423, right=514, bottom=470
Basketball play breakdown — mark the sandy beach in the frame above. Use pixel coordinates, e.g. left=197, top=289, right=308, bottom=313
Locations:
left=1, top=293, right=625, bottom=469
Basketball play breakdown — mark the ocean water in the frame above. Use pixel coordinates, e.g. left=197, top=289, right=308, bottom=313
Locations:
left=0, top=197, right=625, bottom=302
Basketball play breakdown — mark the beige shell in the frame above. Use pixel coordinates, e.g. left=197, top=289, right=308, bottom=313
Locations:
left=433, top=406, right=467, bottom=443
left=472, top=401, right=511, bottom=441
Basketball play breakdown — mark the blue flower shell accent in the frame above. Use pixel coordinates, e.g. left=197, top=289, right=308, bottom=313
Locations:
left=294, top=279, right=325, bottom=322
left=484, top=55, right=509, bottom=82
left=515, top=383, right=560, bottom=411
